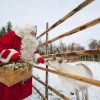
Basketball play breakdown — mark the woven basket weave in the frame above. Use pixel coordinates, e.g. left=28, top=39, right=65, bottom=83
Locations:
left=0, top=62, right=32, bottom=87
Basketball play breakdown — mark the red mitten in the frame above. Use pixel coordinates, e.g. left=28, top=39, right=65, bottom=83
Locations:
left=34, top=51, right=44, bottom=64
left=11, top=53, right=20, bottom=61
left=37, top=57, right=44, bottom=64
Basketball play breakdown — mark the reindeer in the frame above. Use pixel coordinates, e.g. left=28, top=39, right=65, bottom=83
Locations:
left=45, top=57, right=93, bottom=100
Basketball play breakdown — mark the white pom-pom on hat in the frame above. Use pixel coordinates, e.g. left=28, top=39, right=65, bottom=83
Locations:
left=24, top=24, right=37, bottom=33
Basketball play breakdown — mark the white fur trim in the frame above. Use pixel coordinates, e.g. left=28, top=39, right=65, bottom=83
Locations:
left=0, top=49, right=18, bottom=63
left=14, top=27, right=22, bottom=38
left=34, top=53, right=41, bottom=61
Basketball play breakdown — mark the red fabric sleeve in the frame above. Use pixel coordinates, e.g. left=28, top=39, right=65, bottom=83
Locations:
left=0, top=31, right=21, bottom=53
left=0, top=32, right=12, bottom=53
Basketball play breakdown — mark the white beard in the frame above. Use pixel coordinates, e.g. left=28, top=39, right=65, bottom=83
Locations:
left=20, top=34, right=37, bottom=64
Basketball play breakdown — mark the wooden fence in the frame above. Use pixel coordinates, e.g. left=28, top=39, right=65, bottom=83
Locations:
left=32, top=0, right=100, bottom=100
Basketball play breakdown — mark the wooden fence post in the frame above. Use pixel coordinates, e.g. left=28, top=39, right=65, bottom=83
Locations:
left=45, top=22, right=49, bottom=99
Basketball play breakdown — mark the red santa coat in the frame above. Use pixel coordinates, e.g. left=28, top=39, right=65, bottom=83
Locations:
left=0, top=31, right=32, bottom=100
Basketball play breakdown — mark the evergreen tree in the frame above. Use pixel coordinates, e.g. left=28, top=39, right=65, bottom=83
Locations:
left=6, top=21, right=12, bottom=32
left=0, top=27, right=6, bottom=37
left=0, top=21, right=13, bottom=37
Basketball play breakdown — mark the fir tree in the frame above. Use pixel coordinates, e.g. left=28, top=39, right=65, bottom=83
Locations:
left=6, top=21, right=12, bottom=32
left=0, top=27, right=6, bottom=37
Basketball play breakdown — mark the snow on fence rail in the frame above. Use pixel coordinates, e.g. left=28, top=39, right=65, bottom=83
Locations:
left=32, top=0, right=100, bottom=99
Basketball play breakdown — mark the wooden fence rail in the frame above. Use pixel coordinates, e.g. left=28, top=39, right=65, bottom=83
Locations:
left=37, top=0, right=94, bottom=39
left=38, top=17, right=100, bottom=47
left=32, top=85, right=47, bottom=100
left=32, top=75, right=70, bottom=100
left=33, top=65, right=100, bottom=87
left=42, top=49, right=100, bottom=58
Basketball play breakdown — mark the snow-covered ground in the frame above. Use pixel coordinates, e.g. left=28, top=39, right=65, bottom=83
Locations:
left=25, top=61, right=100, bottom=100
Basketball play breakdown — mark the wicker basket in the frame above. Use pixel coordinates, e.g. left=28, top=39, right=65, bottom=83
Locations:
left=0, top=62, right=32, bottom=87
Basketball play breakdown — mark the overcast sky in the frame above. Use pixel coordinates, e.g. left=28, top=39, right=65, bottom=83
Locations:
left=0, top=0, right=100, bottom=49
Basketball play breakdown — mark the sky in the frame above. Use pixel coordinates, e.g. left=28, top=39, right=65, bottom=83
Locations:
left=0, top=0, right=100, bottom=49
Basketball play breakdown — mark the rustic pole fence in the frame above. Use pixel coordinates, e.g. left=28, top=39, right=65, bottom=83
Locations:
left=33, top=0, right=100, bottom=99
left=32, top=85, right=47, bottom=100
left=42, top=49, right=100, bottom=58
left=37, top=0, right=94, bottom=39
left=45, top=23, right=49, bottom=99
left=32, top=75, right=70, bottom=100
left=33, top=65, right=100, bottom=87
left=38, top=18, right=100, bottom=47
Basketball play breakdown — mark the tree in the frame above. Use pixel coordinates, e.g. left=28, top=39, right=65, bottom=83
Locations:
left=37, top=39, right=45, bottom=55
left=6, top=21, right=12, bottom=32
left=0, top=27, right=6, bottom=37
left=0, top=21, right=13, bottom=37
left=67, top=42, right=85, bottom=52
left=98, top=40, right=100, bottom=48
left=89, top=39, right=98, bottom=49
left=58, top=40, right=67, bottom=53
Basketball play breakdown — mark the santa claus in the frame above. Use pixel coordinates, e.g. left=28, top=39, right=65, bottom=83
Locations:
left=0, top=24, right=44, bottom=100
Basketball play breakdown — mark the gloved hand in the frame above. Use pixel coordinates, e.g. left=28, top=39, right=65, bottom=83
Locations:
left=11, top=52, right=20, bottom=61
left=37, top=57, right=44, bottom=64
left=34, top=51, right=44, bottom=64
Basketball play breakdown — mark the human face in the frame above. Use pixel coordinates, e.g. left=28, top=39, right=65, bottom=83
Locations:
left=31, top=31, right=36, bottom=37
